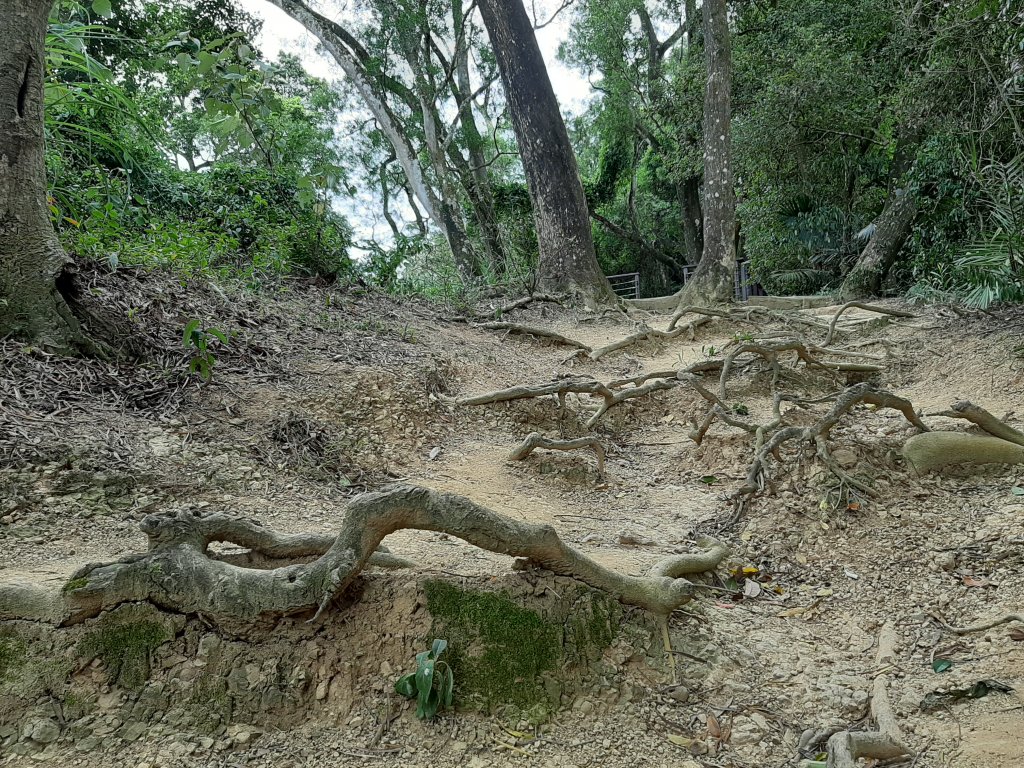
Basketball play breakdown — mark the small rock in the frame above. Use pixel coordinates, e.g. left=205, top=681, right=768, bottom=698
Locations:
left=832, top=448, right=858, bottom=468
left=934, top=551, right=956, bottom=571
left=665, top=684, right=690, bottom=703
left=27, top=720, right=60, bottom=745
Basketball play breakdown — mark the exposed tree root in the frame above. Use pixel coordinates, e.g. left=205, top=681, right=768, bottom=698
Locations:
left=509, top=432, right=605, bottom=476
left=903, top=432, right=1024, bottom=473
left=932, top=612, right=1024, bottom=634
left=929, top=401, right=1024, bottom=447
left=718, top=340, right=882, bottom=401
left=477, top=321, right=592, bottom=351
left=904, top=401, right=1024, bottom=473
left=492, top=292, right=565, bottom=315
left=821, top=301, right=916, bottom=347
left=458, top=377, right=612, bottom=408
left=738, top=383, right=926, bottom=497
left=587, top=317, right=712, bottom=361
left=1, top=485, right=729, bottom=626
left=809, top=622, right=914, bottom=768
left=459, top=367, right=710, bottom=428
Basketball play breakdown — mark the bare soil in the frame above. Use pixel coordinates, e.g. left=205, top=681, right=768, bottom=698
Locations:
left=2, top=268, right=1023, bottom=767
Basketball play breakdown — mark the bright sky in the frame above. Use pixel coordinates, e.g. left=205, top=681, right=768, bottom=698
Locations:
left=235, top=0, right=592, bottom=111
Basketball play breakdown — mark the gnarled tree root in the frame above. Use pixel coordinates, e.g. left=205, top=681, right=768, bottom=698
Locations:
left=739, top=383, right=927, bottom=497
left=932, top=612, right=1024, bottom=634
left=477, top=322, right=592, bottom=352
left=807, top=623, right=914, bottom=768
left=587, top=317, right=712, bottom=361
left=509, top=432, right=605, bottom=477
left=930, top=401, right=1024, bottom=447
left=821, top=301, right=916, bottom=347
left=492, top=293, right=565, bottom=316
left=0, top=485, right=729, bottom=627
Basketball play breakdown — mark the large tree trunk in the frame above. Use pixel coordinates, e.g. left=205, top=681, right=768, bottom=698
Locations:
left=675, top=0, right=735, bottom=308
left=477, top=0, right=615, bottom=307
left=838, top=191, right=917, bottom=301
left=0, top=0, right=89, bottom=353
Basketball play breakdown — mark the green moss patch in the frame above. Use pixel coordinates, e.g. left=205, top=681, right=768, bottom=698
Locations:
left=62, top=577, right=89, bottom=593
left=0, top=635, right=27, bottom=681
left=79, top=620, right=169, bottom=691
left=423, top=580, right=619, bottom=718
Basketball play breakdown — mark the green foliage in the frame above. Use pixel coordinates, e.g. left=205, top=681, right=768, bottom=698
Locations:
left=62, top=577, right=89, bottom=593
left=182, top=320, right=228, bottom=381
left=44, top=1, right=354, bottom=282
left=941, top=154, right=1022, bottom=307
left=79, top=620, right=169, bottom=690
left=394, top=639, right=455, bottom=720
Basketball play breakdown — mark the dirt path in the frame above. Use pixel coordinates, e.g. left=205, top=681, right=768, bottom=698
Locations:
left=2, top=281, right=1023, bottom=767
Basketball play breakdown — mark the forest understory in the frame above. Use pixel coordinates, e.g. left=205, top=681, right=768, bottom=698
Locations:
left=1, top=265, right=1023, bottom=768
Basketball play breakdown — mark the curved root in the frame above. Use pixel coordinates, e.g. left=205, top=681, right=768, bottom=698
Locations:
left=822, top=301, right=916, bottom=347
left=508, top=432, right=605, bottom=476
left=3, top=486, right=729, bottom=626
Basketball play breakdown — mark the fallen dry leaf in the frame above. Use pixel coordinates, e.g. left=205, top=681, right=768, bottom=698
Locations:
left=707, top=712, right=721, bottom=739
left=962, top=575, right=992, bottom=588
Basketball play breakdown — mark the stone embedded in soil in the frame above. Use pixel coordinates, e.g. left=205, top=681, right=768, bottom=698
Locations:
left=26, top=718, right=61, bottom=744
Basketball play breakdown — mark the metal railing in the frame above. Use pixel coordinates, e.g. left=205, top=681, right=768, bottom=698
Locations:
left=607, top=272, right=641, bottom=300
left=606, top=261, right=765, bottom=301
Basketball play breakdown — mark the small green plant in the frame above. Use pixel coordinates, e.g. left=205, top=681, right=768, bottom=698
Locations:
left=395, top=639, right=454, bottom=720
left=182, top=320, right=228, bottom=381
left=701, top=344, right=719, bottom=358
left=731, top=403, right=750, bottom=416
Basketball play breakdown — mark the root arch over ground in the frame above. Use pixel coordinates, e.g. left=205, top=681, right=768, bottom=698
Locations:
left=0, top=485, right=729, bottom=627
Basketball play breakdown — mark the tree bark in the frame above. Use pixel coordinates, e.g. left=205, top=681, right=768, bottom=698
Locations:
left=675, top=0, right=736, bottom=308
left=477, top=0, right=616, bottom=306
left=677, top=177, right=704, bottom=265
left=838, top=192, right=917, bottom=301
left=0, top=0, right=89, bottom=353
left=839, top=132, right=919, bottom=300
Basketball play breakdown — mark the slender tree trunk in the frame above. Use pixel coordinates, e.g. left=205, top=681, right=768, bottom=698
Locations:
left=684, top=0, right=698, bottom=47
left=838, top=192, right=917, bottom=301
left=477, top=0, right=615, bottom=306
left=839, top=136, right=919, bottom=300
left=0, top=0, right=90, bottom=353
left=265, top=0, right=480, bottom=279
left=675, top=0, right=735, bottom=307
left=451, top=0, right=508, bottom=274
left=378, top=153, right=401, bottom=240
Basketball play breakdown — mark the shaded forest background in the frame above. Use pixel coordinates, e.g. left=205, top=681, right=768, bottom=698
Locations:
left=37, top=0, right=1024, bottom=306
